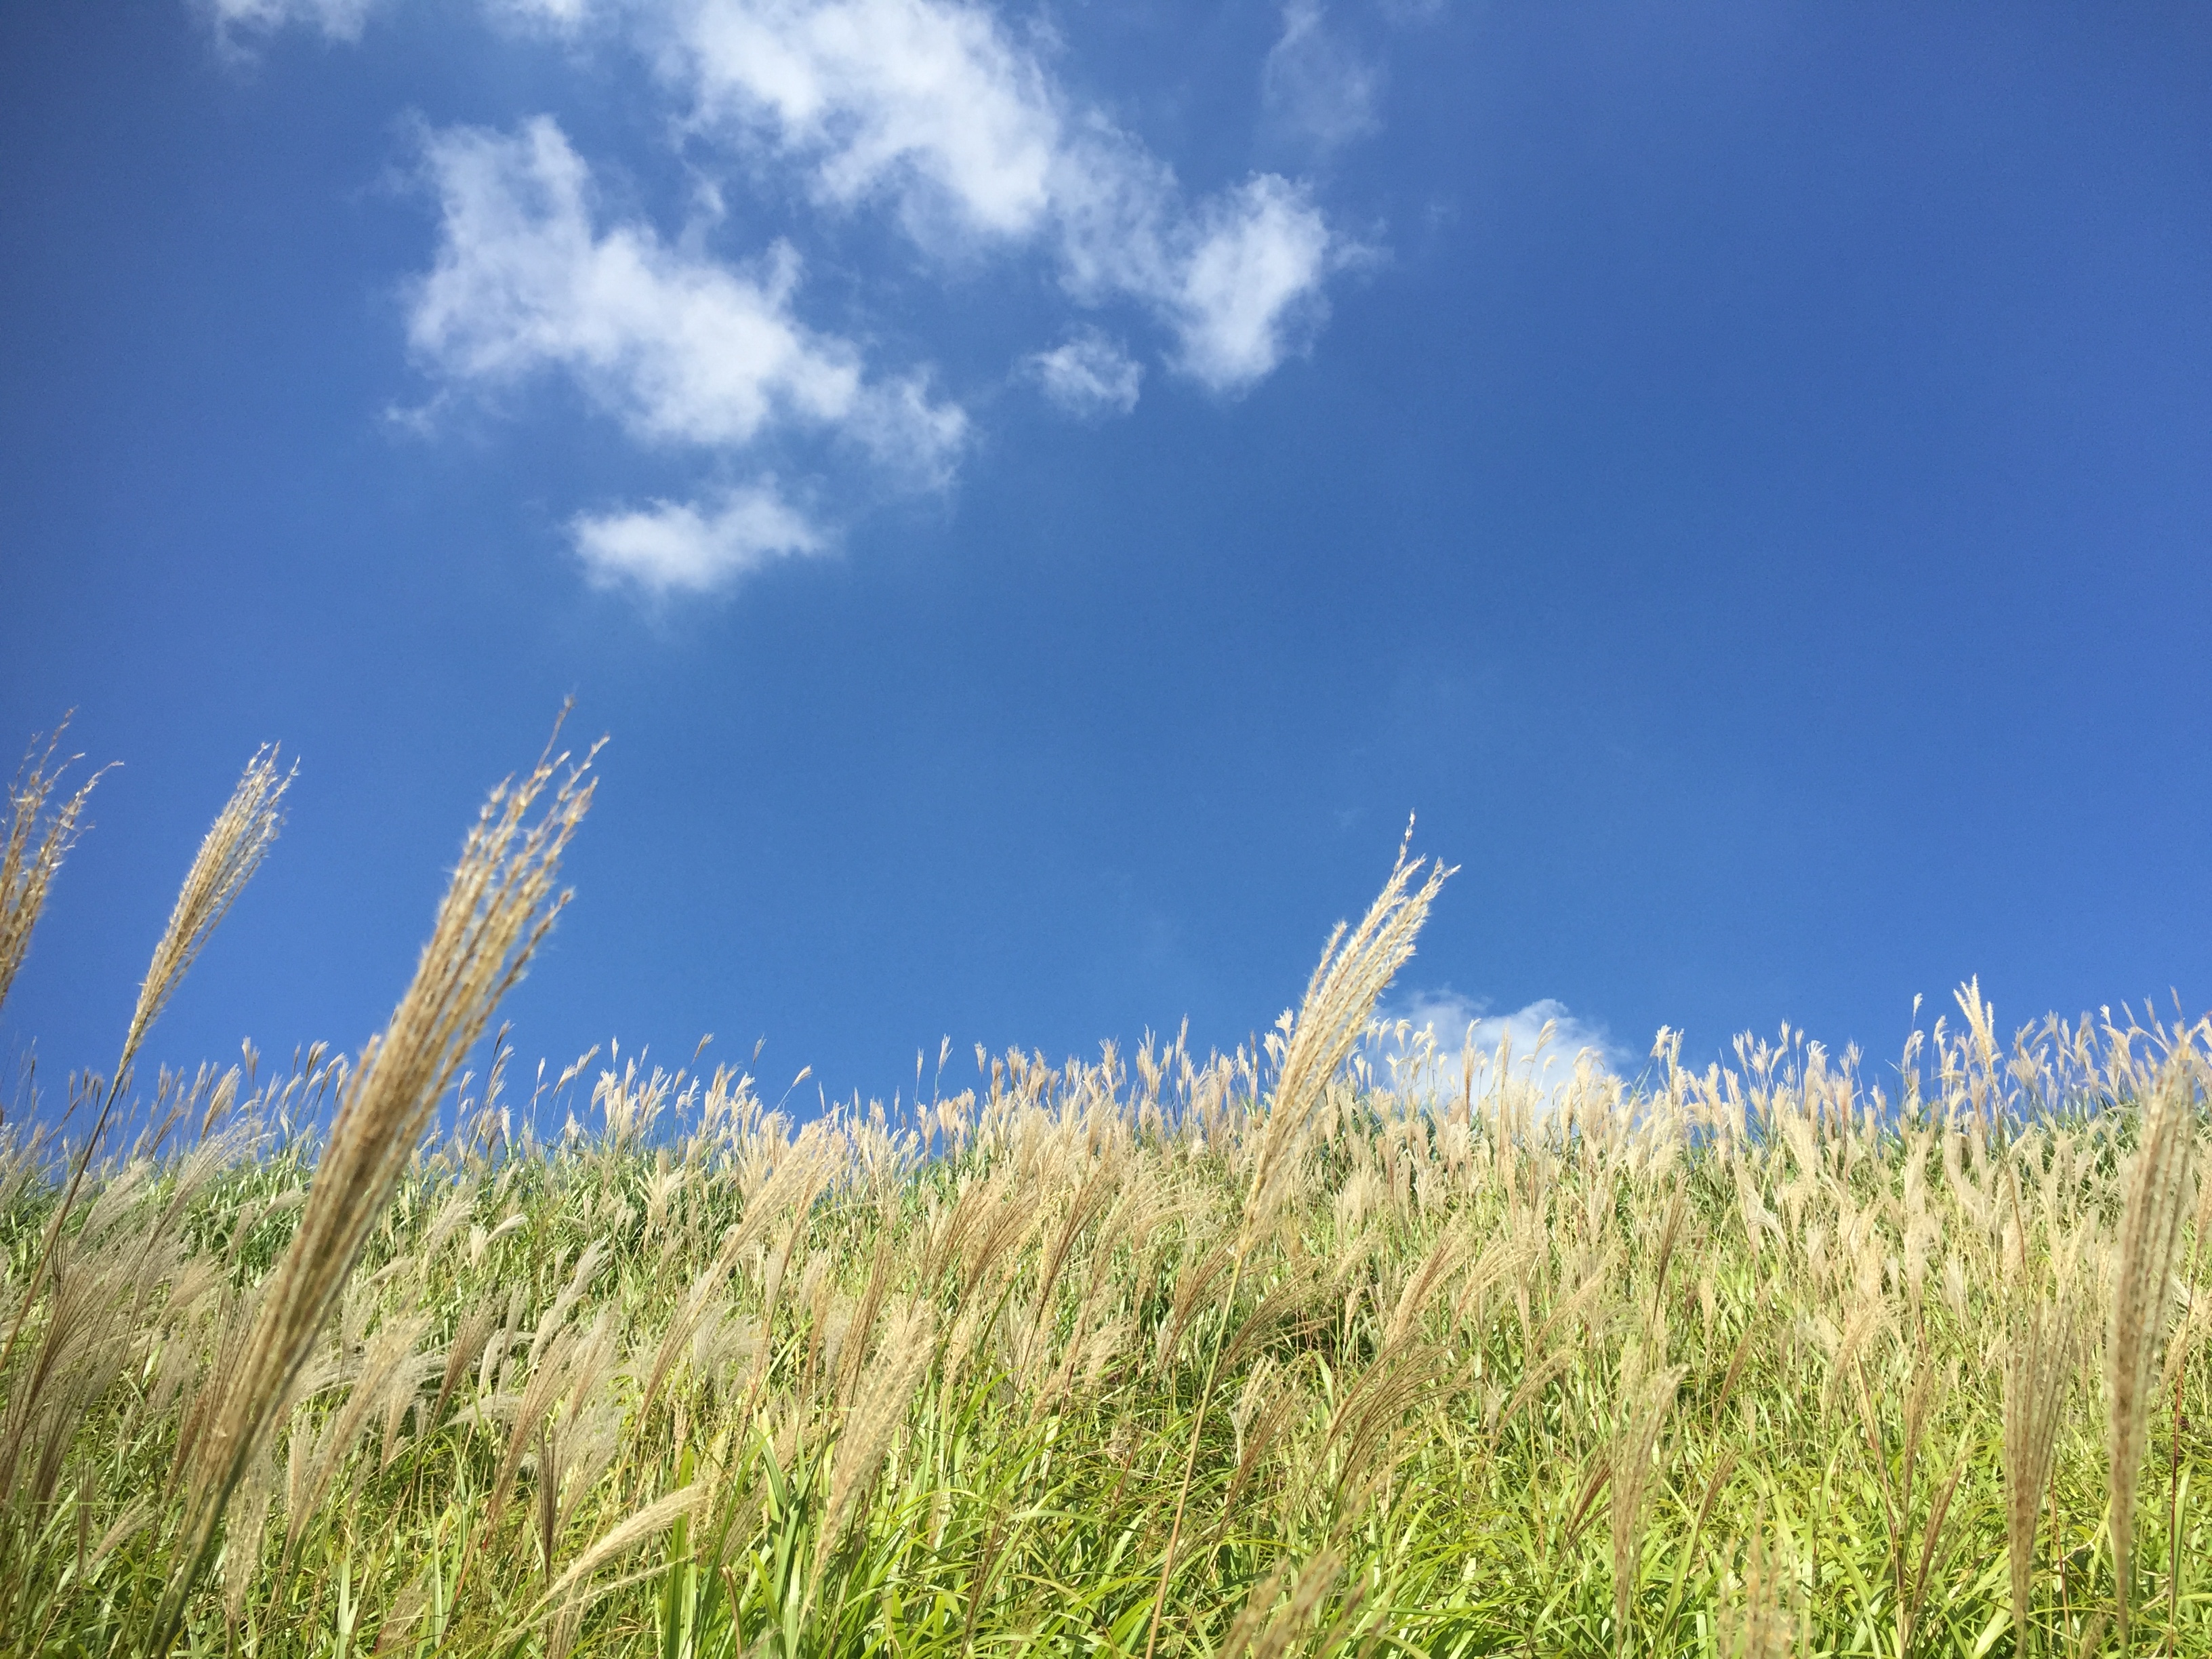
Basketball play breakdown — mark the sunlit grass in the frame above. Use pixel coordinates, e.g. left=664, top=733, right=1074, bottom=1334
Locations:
left=1, top=729, right=2207, bottom=1657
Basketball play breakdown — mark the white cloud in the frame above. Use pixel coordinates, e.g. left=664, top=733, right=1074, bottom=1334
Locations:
left=1167, top=175, right=1334, bottom=390
left=406, top=115, right=966, bottom=470
left=1025, top=329, right=1142, bottom=418
left=664, top=0, right=1345, bottom=392
left=402, top=115, right=970, bottom=595
left=1366, top=989, right=1622, bottom=1103
left=839, top=371, right=970, bottom=486
left=1261, top=1, right=1382, bottom=155
left=492, top=0, right=598, bottom=28
left=674, top=0, right=1061, bottom=241
left=571, top=484, right=821, bottom=590
left=199, top=0, right=378, bottom=41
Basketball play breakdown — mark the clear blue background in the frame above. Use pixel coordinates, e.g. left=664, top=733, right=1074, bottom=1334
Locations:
left=3, top=1, right=2208, bottom=1115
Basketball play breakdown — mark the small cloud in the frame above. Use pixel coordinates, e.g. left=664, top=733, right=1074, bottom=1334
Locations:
left=199, top=0, right=379, bottom=41
left=842, top=371, right=970, bottom=487
left=1261, top=0, right=1382, bottom=157
left=489, top=0, right=596, bottom=30
left=571, top=484, right=824, bottom=593
left=1366, top=988, right=1622, bottom=1103
left=1023, top=329, right=1143, bottom=418
left=1169, top=175, right=1336, bottom=392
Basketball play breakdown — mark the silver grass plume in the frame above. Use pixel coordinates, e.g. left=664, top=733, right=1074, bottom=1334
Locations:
left=0, top=716, right=106, bottom=1021
left=2003, top=1292, right=2074, bottom=1654
left=1720, top=1512, right=1803, bottom=1659
left=1244, top=825, right=1452, bottom=1237
left=2106, top=1050, right=2198, bottom=1637
left=0, top=745, right=285, bottom=1384
left=148, top=724, right=595, bottom=1651
left=1610, top=1353, right=1684, bottom=1644
left=818, top=1298, right=936, bottom=1566
left=119, top=746, right=292, bottom=1085
left=1144, top=834, right=1448, bottom=1659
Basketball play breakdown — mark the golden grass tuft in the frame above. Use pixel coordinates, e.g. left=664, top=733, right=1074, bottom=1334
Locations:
left=150, top=721, right=595, bottom=1650
left=0, top=714, right=106, bottom=1023
left=121, top=745, right=293, bottom=1085
left=0, top=744, right=287, bottom=1429
left=2105, top=1050, right=2198, bottom=1639
left=2005, top=1290, right=2076, bottom=1656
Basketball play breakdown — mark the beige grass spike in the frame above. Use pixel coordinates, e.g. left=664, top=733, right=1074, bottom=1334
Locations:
left=146, top=718, right=594, bottom=1654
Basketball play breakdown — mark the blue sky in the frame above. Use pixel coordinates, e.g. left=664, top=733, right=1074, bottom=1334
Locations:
left=3, top=0, right=2209, bottom=1113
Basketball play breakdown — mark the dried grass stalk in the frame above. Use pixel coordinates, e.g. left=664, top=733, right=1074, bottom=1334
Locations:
left=818, top=1299, right=935, bottom=1564
left=121, top=746, right=293, bottom=1080
left=1720, top=1511, right=1803, bottom=1659
left=1145, top=835, right=1448, bottom=1659
left=2105, top=1054, right=2196, bottom=1635
left=1610, top=1357, right=1684, bottom=1643
left=1246, top=827, right=1451, bottom=1234
left=150, top=726, right=594, bottom=1648
left=2003, top=1293, right=2074, bottom=1654
left=1218, top=1551, right=1345, bottom=1659
left=529, top=1483, right=705, bottom=1626
left=0, top=716, right=106, bottom=1021
left=0, top=746, right=285, bottom=1386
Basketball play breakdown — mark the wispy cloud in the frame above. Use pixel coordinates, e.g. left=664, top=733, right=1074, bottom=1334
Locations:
left=571, top=484, right=821, bottom=591
left=672, top=0, right=1062, bottom=242
left=1024, top=329, right=1142, bottom=419
left=1162, top=175, right=1337, bottom=390
left=199, top=0, right=377, bottom=43
left=1262, top=1, right=1382, bottom=157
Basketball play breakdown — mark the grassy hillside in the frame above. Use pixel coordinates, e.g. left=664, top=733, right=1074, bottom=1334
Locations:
left=1, top=731, right=2207, bottom=1656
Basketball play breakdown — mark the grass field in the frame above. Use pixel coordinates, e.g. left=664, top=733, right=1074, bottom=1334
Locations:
left=1, top=728, right=2208, bottom=1657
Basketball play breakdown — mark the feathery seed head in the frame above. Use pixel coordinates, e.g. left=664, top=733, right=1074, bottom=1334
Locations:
left=123, top=747, right=292, bottom=1080
left=1247, top=827, right=1451, bottom=1237
left=152, top=722, right=594, bottom=1648
left=0, top=716, right=107, bottom=1021
left=2104, top=1050, right=2198, bottom=1633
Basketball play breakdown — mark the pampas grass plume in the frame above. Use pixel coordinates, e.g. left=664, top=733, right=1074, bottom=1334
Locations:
left=0, top=715, right=107, bottom=1022
left=0, top=743, right=283, bottom=1385
left=2003, top=1292, right=2074, bottom=1654
left=149, top=722, right=594, bottom=1651
left=2105, top=1051, right=2197, bottom=1637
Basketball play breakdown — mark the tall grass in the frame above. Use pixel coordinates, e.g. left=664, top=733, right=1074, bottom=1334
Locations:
left=0, top=714, right=105, bottom=1027
left=1, top=735, right=2209, bottom=1656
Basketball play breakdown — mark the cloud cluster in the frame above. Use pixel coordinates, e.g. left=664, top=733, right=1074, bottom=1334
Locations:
left=211, top=0, right=1375, bottom=594
left=673, top=0, right=1061, bottom=239
left=664, top=0, right=1345, bottom=394
left=411, top=119, right=956, bottom=460
left=406, top=117, right=963, bottom=588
